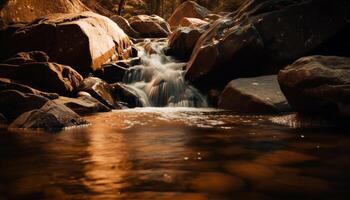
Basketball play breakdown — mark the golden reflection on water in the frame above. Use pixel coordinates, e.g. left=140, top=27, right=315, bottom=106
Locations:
left=0, top=108, right=349, bottom=199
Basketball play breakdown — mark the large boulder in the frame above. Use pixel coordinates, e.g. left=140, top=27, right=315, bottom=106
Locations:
left=185, top=0, right=350, bottom=91
left=10, top=101, right=88, bottom=130
left=1, top=11, right=133, bottom=75
left=219, top=75, right=290, bottom=113
left=168, top=26, right=208, bottom=60
left=168, top=1, right=209, bottom=28
left=0, top=113, right=7, bottom=125
left=0, top=78, right=59, bottom=100
left=0, top=0, right=88, bottom=28
left=110, top=15, right=140, bottom=38
left=278, top=56, right=350, bottom=118
left=129, top=15, right=171, bottom=38
left=0, top=90, right=50, bottom=122
left=0, top=60, right=83, bottom=96
left=53, top=96, right=111, bottom=115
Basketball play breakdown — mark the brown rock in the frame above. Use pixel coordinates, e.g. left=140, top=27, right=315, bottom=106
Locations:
left=168, top=1, right=209, bottom=28
left=179, top=17, right=207, bottom=28
left=112, top=83, right=144, bottom=108
left=218, top=75, right=290, bottom=113
left=2, top=11, right=132, bottom=75
left=78, top=77, right=116, bottom=109
left=110, top=15, right=140, bottom=38
left=278, top=55, right=350, bottom=118
left=2, top=51, right=49, bottom=65
left=0, top=78, right=59, bottom=100
left=186, top=0, right=350, bottom=90
left=0, top=90, right=50, bottom=121
left=129, top=15, right=171, bottom=38
left=0, top=0, right=88, bottom=28
left=0, top=62, right=83, bottom=96
left=53, top=96, right=111, bottom=115
left=93, top=63, right=128, bottom=84
left=10, top=101, right=88, bottom=130
left=168, top=26, right=207, bottom=60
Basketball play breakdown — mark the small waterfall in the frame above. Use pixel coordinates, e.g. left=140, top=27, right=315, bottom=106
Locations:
left=123, top=40, right=208, bottom=107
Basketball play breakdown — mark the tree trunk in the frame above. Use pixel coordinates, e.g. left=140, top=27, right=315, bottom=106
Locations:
left=117, top=0, right=125, bottom=15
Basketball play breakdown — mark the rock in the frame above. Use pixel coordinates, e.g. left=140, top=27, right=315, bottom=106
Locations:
left=9, top=101, right=88, bottom=130
left=278, top=55, right=350, bottom=118
left=2, top=11, right=133, bottom=75
left=218, top=75, right=290, bottom=113
left=0, top=61, right=83, bottom=96
left=0, top=90, right=50, bottom=122
left=168, top=26, right=207, bottom=60
left=179, top=17, right=208, bottom=28
left=186, top=20, right=264, bottom=89
left=0, top=78, right=59, bottom=100
left=185, top=0, right=350, bottom=90
left=0, top=0, right=88, bottom=28
left=168, top=1, right=210, bottom=28
left=78, top=77, right=116, bottom=109
left=112, top=83, right=144, bottom=108
left=129, top=15, right=171, bottom=38
left=110, top=15, right=140, bottom=38
left=2, top=51, right=49, bottom=65
left=93, top=63, right=128, bottom=84
left=53, top=96, right=111, bottom=115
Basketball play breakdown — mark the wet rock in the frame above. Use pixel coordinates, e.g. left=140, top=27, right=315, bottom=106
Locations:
left=94, top=63, right=128, bottom=84
left=2, top=11, right=132, bottom=75
left=129, top=15, right=171, bottom=38
left=168, top=1, right=210, bottom=28
left=0, top=0, right=88, bottom=28
left=0, top=78, right=59, bottom=100
left=0, top=90, right=50, bottom=122
left=186, top=20, right=264, bottom=90
left=53, top=96, right=111, bottom=115
left=2, top=51, right=49, bottom=65
left=78, top=77, right=116, bottom=109
left=0, top=61, right=83, bottom=96
left=186, top=0, right=350, bottom=90
left=179, top=17, right=208, bottom=28
left=110, top=15, right=140, bottom=38
left=218, top=75, right=290, bottom=114
left=168, top=26, right=207, bottom=60
left=9, top=101, right=88, bottom=130
left=278, top=55, right=350, bottom=118
left=112, top=83, right=144, bottom=108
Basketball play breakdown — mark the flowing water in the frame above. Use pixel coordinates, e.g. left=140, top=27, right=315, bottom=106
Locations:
left=122, top=41, right=207, bottom=107
left=0, top=108, right=349, bottom=200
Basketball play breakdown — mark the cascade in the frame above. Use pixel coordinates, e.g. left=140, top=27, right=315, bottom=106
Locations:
left=122, top=40, right=208, bottom=107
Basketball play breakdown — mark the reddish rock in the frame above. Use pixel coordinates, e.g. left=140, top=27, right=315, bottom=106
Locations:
left=219, top=75, right=290, bottom=113
left=179, top=17, right=207, bottom=28
left=185, top=0, right=350, bottom=90
left=129, top=15, right=171, bottom=38
left=0, top=61, right=83, bottom=96
left=168, top=1, right=209, bottom=28
left=2, top=11, right=132, bottom=75
left=0, top=0, right=88, bottom=27
left=110, top=15, right=140, bottom=38
left=278, top=55, right=350, bottom=118
left=168, top=26, right=207, bottom=60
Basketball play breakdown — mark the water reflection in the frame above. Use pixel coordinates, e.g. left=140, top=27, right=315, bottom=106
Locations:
left=0, top=108, right=349, bottom=199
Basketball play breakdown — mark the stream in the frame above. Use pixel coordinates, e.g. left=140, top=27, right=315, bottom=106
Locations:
left=0, top=108, right=349, bottom=199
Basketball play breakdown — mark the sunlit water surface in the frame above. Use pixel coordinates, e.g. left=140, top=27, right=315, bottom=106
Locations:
left=0, top=108, right=349, bottom=200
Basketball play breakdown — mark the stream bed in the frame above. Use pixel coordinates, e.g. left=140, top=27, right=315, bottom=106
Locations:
left=0, top=108, right=349, bottom=199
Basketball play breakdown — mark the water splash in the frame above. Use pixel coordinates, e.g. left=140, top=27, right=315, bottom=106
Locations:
left=123, top=40, right=208, bottom=107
